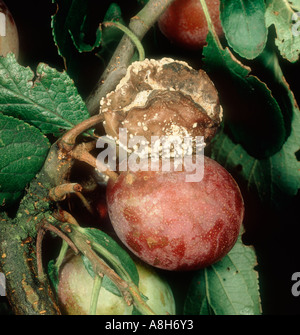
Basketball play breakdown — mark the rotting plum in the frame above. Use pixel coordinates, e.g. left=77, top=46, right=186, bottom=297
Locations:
left=106, top=156, right=244, bottom=271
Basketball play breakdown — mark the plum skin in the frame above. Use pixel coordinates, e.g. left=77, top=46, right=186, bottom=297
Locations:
left=0, top=1, right=19, bottom=58
left=106, top=156, right=244, bottom=271
left=158, top=0, right=223, bottom=50
left=57, top=255, right=176, bottom=315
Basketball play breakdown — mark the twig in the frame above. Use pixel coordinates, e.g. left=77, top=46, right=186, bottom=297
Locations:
left=36, top=220, right=79, bottom=281
left=75, top=192, right=95, bottom=215
left=49, top=183, right=82, bottom=201
left=71, top=142, right=119, bottom=181
left=52, top=210, right=80, bottom=227
left=86, top=0, right=175, bottom=116
left=36, top=226, right=46, bottom=281
left=59, top=114, right=104, bottom=152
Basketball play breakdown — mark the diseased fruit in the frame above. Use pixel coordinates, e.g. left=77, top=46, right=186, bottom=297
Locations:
left=100, top=58, right=222, bottom=147
left=158, top=0, right=223, bottom=50
left=106, top=156, right=244, bottom=271
left=0, top=1, right=19, bottom=58
left=57, top=255, right=176, bottom=315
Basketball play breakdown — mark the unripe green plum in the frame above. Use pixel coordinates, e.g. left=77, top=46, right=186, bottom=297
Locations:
left=57, top=255, right=176, bottom=315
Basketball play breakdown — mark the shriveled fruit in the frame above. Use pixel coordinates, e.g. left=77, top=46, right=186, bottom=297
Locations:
left=158, top=0, right=223, bottom=50
left=106, top=156, right=244, bottom=271
left=57, top=255, right=176, bottom=315
left=100, top=58, right=222, bottom=147
left=0, top=1, right=19, bottom=58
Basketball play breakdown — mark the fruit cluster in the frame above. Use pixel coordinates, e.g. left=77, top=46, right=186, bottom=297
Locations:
left=100, top=58, right=244, bottom=271
left=59, top=58, right=244, bottom=314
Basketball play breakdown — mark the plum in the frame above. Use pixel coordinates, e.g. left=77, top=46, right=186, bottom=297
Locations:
left=57, top=255, right=176, bottom=315
left=0, top=1, right=19, bottom=58
left=106, top=156, right=244, bottom=271
left=158, top=0, right=223, bottom=50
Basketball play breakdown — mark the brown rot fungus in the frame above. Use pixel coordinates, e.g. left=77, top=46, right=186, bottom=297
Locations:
left=99, top=58, right=222, bottom=148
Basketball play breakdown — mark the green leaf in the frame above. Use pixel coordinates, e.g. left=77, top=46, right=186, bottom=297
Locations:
left=102, top=3, right=125, bottom=49
left=254, top=46, right=294, bottom=138
left=210, top=106, right=300, bottom=208
left=220, top=0, right=268, bottom=59
left=265, top=0, right=300, bottom=63
left=51, top=0, right=94, bottom=82
left=51, top=1, right=124, bottom=80
left=52, top=0, right=103, bottom=54
left=79, top=227, right=139, bottom=294
left=203, top=25, right=300, bottom=207
left=0, top=114, right=50, bottom=208
left=69, top=15, right=102, bottom=53
left=203, top=32, right=286, bottom=159
left=0, top=53, right=89, bottom=136
left=96, top=3, right=125, bottom=58
left=183, top=235, right=261, bottom=315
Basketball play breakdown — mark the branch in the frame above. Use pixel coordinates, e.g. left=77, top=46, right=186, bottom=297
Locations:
left=70, top=142, right=119, bottom=182
left=0, top=144, right=74, bottom=315
left=36, top=220, right=79, bottom=281
left=0, top=186, right=61, bottom=315
left=85, top=0, right=175, bottom=116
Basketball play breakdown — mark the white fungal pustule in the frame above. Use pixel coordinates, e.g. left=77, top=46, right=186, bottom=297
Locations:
left=99, top=58, right=222, bottom=157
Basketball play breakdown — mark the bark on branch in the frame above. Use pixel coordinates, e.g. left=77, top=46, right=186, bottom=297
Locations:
left=0, top=144, right=73, bottom=315
left=85, top=0, right=175, bottom=116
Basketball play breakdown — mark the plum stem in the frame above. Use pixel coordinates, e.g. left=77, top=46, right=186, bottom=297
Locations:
left=36, top=220, right=79, bottom=282
left=199, top=0, right=223, bottom=49
left=60, top=118, right=120, bottom=181
left=89, top=275, right=103, bottom=315
left=71, top=142, right=119, bottom=181
left=52, top=209, right=80, bottom=226
left=54, top=240, right=69, bottom=269
left=49, top=183, right=82, bottom=201
left=59, top=114, right=104, bottom=152
left=75, top=192, right=95, bottom=215
left=102, top=21, right=145, bottom=61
